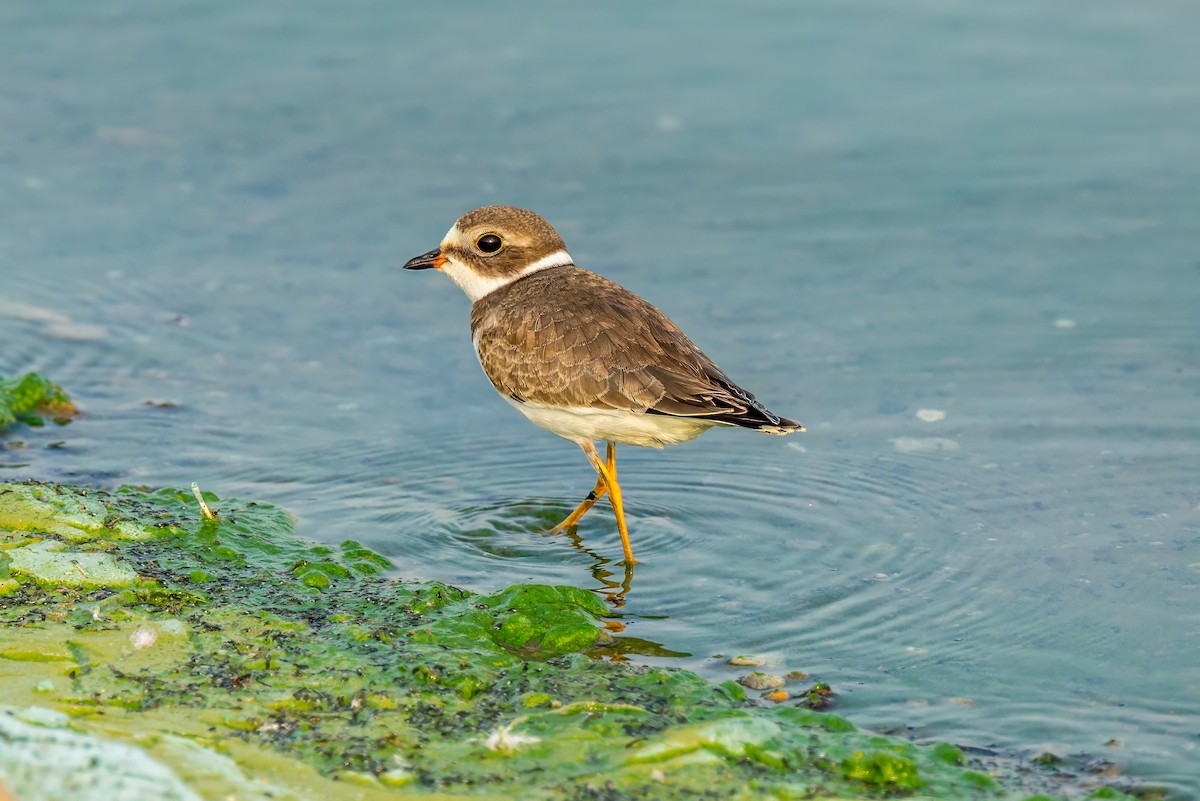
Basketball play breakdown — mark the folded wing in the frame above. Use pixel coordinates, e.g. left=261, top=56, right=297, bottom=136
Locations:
left=471, top=267, right=803, bottom=434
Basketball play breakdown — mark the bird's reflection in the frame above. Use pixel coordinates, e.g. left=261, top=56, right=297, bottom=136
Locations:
left=548, top=525, right=691, bottom=660
left=549, top=524, right=634, bottom=607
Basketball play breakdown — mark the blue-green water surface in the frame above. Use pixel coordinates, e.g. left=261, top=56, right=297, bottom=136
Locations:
left=3, top=2, right=1198, bottom=797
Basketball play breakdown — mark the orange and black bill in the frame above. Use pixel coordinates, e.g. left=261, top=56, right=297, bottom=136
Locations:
left=403, top=249, right=444, bottom=270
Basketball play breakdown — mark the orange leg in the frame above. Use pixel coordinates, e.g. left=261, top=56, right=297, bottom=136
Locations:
left=582, top=441, right=636, bottom=565
left=546, top=442, right=617, bottom=533
left=547, top=474, right=607, bottom=533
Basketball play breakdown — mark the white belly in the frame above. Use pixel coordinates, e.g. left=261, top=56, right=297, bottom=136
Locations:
left=504, top=397, right=723, bottom=448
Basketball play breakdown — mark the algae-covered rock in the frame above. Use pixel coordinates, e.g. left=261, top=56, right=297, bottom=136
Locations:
left=6, top=539, right=138, bottom=588
left=0, top=482, right=1143, bottom=800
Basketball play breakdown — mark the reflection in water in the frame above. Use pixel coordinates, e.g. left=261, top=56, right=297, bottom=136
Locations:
left=552, top=523, right=634, bottom=608
left=594, top=634, right=691, bottom=663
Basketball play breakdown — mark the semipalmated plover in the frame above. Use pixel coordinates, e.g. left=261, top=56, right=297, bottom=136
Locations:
left=404, top=206, right=803, bottom=565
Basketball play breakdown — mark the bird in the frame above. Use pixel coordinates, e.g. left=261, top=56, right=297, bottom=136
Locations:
left=404, top=206, right=803, bottom=565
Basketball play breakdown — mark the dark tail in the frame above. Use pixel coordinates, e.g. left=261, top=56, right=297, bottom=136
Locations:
left=708, top=372, right=803, bottom=434
left=677, top=371, right=804, bottom=434
left=708, top=402, right=805, bottom=435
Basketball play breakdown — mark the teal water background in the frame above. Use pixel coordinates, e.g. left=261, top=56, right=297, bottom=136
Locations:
left=3, top=2, right=1198, bottom=796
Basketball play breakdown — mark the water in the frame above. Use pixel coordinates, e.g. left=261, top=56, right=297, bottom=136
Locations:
left=3, top=1, right=1199, bottom=796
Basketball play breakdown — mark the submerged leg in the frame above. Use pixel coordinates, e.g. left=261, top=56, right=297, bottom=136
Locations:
left=546, top=442, right=619, bottom=533
left=582, top=440, right=636, bottom=565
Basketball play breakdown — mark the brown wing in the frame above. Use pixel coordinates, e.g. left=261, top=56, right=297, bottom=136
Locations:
left=470, top=266, right=801, bottom=431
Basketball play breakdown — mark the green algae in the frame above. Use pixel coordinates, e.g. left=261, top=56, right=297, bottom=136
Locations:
left=0, top=373, right=76, bottom=430
left=0, top=481, right=1148, bottom=800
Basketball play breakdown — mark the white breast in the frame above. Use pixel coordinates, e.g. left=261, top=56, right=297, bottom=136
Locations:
left=503, top=397, right=723, bottom=448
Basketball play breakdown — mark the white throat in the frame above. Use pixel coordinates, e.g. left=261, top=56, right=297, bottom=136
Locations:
left=440, top=248, right=573, bottom=302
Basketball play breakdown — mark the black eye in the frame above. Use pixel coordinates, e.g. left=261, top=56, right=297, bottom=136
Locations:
left=476, top=234, right=503, bottom=254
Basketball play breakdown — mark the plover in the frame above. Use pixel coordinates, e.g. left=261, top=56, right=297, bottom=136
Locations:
left=404, top=206, right=803, bottom=565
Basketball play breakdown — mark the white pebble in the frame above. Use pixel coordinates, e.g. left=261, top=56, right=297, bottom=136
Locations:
left=130, top=626, right=158, bottom=650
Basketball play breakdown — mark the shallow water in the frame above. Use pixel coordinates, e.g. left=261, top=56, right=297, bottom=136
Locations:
left=3, top=1, right=1199, bottom=796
